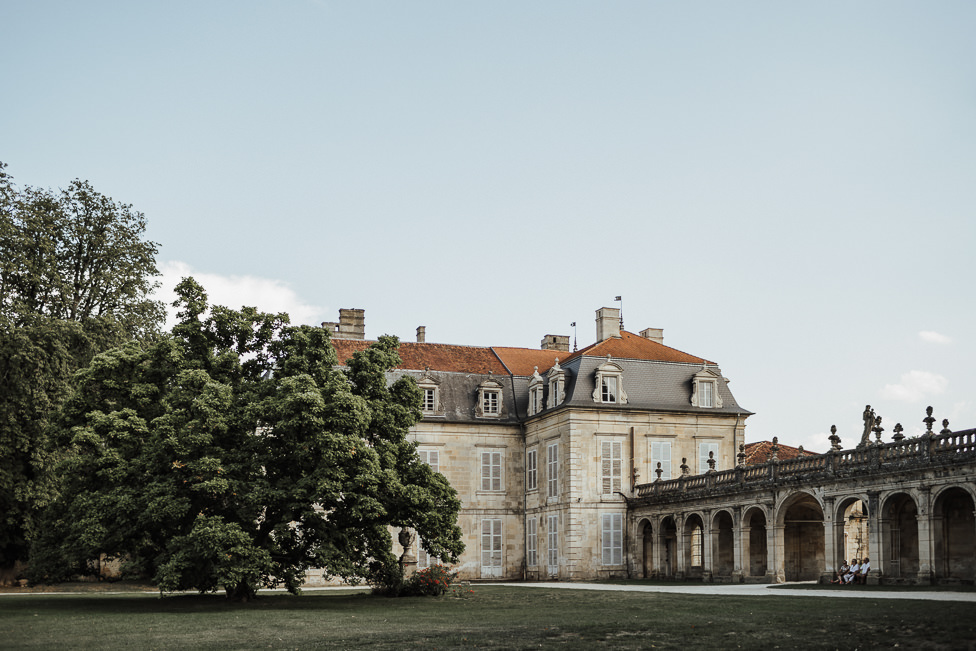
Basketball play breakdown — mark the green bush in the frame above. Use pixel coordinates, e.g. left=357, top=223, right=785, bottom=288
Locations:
left=405, top=564, right=457, bottom=596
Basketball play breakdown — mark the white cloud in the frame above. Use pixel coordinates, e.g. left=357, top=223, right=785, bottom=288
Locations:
left=155, top=261, right=326, bottom=328
left=918, top=331, right=952, bottom=344
left=879, top=370, right=948, bottom=403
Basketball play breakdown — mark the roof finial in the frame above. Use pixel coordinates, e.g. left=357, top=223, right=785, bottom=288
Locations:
left=570, top=322, right=577, bottom=351
left=615, top=295, right=623, bottom=331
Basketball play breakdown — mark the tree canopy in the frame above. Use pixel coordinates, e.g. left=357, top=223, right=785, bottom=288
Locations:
left=34, top=279, right=464, bottom=600
left=0, top=162, right=165, bottom=569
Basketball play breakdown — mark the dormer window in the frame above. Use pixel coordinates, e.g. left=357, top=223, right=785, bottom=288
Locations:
left=528, top=367, right=545, bottom=416
left=592, top=356, right=627, bottom=405
left=691, top=364, right=724, bottom=409
left=417, top=367, right=441, bottom=415
left=476, top=376, right=504, bottom=418
left=546, top=360, right=566, bottom=409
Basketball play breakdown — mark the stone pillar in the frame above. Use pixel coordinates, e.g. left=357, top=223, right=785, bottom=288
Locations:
left=398, top=528, right=418, bottom=579
left=821, top=497, right=836, bottom=584
left=769, top=522, right=784, bottom=583
left=867, top=491, right=883, bottom=585
left=916, top=487, right=934, bottom=584
left=739, top=524, right=751, bottom=581
left=732, top=507, right=744, bottom=583
left=702, top=512, right=714, bottom=582
left=675, top=516, right=686, bottom=580
left=650, top=516, right=661, bottom=578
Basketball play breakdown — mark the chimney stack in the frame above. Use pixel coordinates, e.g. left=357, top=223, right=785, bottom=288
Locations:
left=639, top=327, right=664, bottom=344
left=540, top=334, right=570, bottom=352
left=595, top=307, right=621, bottom=341
left=416, top=326, right=426, bottom=343
left=323, top=308, right=365, bottom=339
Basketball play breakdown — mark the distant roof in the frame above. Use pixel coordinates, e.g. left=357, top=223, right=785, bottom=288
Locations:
left=330, top=339, right=508, bottom=375
left=491, top=347, right=564, bottom=376
left=743, top=441, right=820, bottom=465
left=563, top=331, right=712, bottom=365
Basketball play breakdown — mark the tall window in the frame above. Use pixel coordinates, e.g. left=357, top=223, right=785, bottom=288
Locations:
left=547, top=514, right=558, bottom=575
left=651, top=441, right=672, bottom=480
left=482, top=390, right=499, bottom=414
left=526, top=517, right=538, bottom=567
left=592, top=357, right=627, bottom=404
left=417, top=540, right=439, bottom=569
left=481, top=450, right=502, bottom=491
left=698, top=441, right=720, bottom=474
left=601, top=441, right=622, bottom=494
left=422, top=388, right=436, bottom=412
left=418, top=449, right=439, bottom=473
left=547, top=443, right=558, bottom=498
left=526, top=448, right=538, bottom=491
left=481, top=519, right=502, bottom=578
left=699, top=381, right=713, bottom=408
left=601, top=513, right=623, bottom=565
left=601, top=376, right=618, bottom=403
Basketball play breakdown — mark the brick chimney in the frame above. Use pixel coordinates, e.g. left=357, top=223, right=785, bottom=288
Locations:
left=639, top=327, right=664, bottom=344
left=540, top=334, right=570, bottom=352
left=416, top=326, right=426, bottom=343
left=595, top=307, right=621, bottom=341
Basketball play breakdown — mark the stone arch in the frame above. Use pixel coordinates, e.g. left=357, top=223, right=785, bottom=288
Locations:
left=833, top=495, right=870, bottom=571
left=635, top=517, right=654, bottom=579
left=710, top=509, right=735, bottom=580
left=683, top=512, right=706, bottom=579
left=777, top=491, right=824, bottom=582
left=659, top=516, right=678, bottom=578
left=741, top=505, right=768, bottom=580
left=881, top=491, right=919, bottom=580
left=932, top=485, right=975, bottom=583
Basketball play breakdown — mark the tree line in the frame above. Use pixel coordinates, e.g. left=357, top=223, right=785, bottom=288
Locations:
left=0, top=162, right=462, bottom=600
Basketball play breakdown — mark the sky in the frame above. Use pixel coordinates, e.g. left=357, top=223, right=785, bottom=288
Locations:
left=2, top=1, right=974, bottom=452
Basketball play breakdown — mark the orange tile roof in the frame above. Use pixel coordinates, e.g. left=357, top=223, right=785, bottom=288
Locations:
left=330, top=339, right=508, bottom=375
left=743, top=441, right=821, bottom=465
left=562, top=331, right=712, bottom=365
left=491, top=347, right=565, bottom=376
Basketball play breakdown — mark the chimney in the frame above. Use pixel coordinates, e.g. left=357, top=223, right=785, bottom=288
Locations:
left=540, top=334, right=570, bottom=352
left=416, top=326, right=426, bottom=343
left=595, top=307, right=621, bottom=341
left=335, top=308, right=365, bottom=340
left=639, top=327, right=664, bottom=344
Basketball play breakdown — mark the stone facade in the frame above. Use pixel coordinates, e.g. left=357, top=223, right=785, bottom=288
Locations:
left=329, top=306, right=751, bottom=581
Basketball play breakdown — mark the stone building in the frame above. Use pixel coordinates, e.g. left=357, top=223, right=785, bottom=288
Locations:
left=329, top=306, right=752, bottom=580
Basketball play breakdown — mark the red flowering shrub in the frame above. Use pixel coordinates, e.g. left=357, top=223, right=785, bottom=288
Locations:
left=405, top=564, right=457, bottom=597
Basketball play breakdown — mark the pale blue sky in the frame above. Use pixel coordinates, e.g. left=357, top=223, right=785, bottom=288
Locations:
left=3, top=1, right=974, bottom=451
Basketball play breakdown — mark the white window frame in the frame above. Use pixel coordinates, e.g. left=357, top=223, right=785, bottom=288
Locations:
left=547, top=514, right=559, bottom=576
left=650, top=440, right=672, bottom=480
left=417, top=368, right=440, bottom=415
left=526, top=448, right=538, bottom=492
left=526, top=517, right=538, bottom=567
left=417, top=539, right=439, bottom=570
left=592, top=356, right=627, bottom=404
left=476, top=377, right=505, bottom=418
left=547, top=442, right=558, bottom=499
left=698, top=441, right=720, bottom=475
left=690, top=364, right=723, bottom=409
left=418, top=448, right=439, bottom=474
left=601, top=440, right=622, bottom=495
left=601, top=513, right=623, bottom=566
left=481, top=518, right=502, bottom=578
left=481, top=450, right=502, bottom=491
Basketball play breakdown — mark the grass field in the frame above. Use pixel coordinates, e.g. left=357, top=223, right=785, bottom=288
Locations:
left=3, top=584, right=975, bottom=650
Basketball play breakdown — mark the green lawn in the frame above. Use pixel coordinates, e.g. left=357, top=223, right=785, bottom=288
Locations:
left=2, top=585, right=974, bottom=650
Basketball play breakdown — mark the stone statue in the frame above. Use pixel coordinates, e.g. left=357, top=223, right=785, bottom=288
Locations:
left=860, top=405, right=876, bottom=446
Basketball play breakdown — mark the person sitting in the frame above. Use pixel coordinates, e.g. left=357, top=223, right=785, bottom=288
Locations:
left=856, top=557, right=870, bottom=584
left=831, top=560, right=849, bottom=584
left=845, top=559, right=860, bottom=584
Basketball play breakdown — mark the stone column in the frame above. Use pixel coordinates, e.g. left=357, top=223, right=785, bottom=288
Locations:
left=732, top=507, right=744, bottom=583
left=916, top=487, right=934, bottom=584
left=821, top=497, right=836, bottom=584
left=675, top=515, right=686, bottom=580
left=739, top=524, right=751, bottom=581
left=867, top=491, right=883, bottom=585
left=650, top=515, right=661, bottom=578
left=702, top=512, right=714, bottom=583
left=768, top=515, right=784, bottom=583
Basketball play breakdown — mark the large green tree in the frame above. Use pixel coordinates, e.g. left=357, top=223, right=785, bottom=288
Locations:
left=34, top=279, right=463, bottom=600
left=0, top=162, right=165, bottom=569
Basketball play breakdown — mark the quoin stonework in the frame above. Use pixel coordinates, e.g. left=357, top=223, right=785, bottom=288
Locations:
left=319, top=306, right=976, bottom=585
